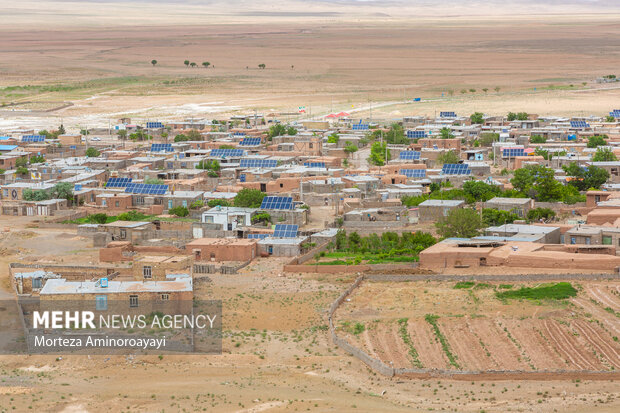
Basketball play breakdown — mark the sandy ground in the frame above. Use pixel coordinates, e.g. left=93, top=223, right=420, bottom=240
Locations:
left=1, top=13, right=620, bottom=130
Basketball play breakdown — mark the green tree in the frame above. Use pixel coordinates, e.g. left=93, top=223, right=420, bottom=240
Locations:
left=507, top=112, right=517, bottom=121
left=202, top=61, right=211, bottom=68
left=184, top=60, right=190, bottom=67
left=234, top=188, right=266, bottom=208
left=51, top=182, right=73, bottom=202
left=286, top=126, right=297, bottom=136
left=530, top=134, right=546, bottom=143
left=85, top=147, right=100, bottom=157
left=58, top=124, right=66, bottom=135
left=258, top=63, right=266, bottom=69
left=196, top=159, right=220, bottom=171
left=169, top=206, right=189, bottom=217
left=593, top=147, right=617, bottom=162
left=437, top=150, right=459, bottom=165
left=482, top=208, right=520, bottom=226
left=439, top=127, right=454, bottom=139
left=29, top=155, right=45, bottom=164
left=587, top=135, right=608, bottom=148
left=562, top=162, right=609, bottom=190
left=517, top=112, right=529, bottom=120
left=89, top=213, right=109, bottom=224
left=344, top=141, right=358, bottom=154
left=144, top=177, right=164, bottom=185
left=478, top=132, right=499, bottom=147
left=151, top=59, right=157, bottom=66
left=368, top=141, right=389, bottom=166
left=327, top=133, right=339, bottom=144
left=117, top=130, right=127, bottom=141
left=16, top=166, right=29, bottom=175
left=462, top=180, right=501, bottom=203
left=470, top=112, right=484, bottom=124
left=190, top=62, right=197, bottom=68
left=435, top=208, right=483, bottom=238
left=605, top=115, right=616, bottom=123
left=207, top=199, right=231, bottom=208
left=267, top=123, right=287, bottom=139
left=174, top=134, right=189, bottom=142
left=527, top=208, right=556, bottom=222
left=511, top=165, right=562, bottom=202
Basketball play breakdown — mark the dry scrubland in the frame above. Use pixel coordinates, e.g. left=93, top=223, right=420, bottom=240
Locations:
left=1, top=13, right=620, bottom=127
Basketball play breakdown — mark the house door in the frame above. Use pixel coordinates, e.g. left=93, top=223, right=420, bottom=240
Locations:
left=260, top=183, right=267, bottom=192
left=268, top=246, right=273, bottom=255
left=26, top=207, right=34, bottom=216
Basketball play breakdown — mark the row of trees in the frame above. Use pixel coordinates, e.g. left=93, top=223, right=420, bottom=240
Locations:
left=150, top=60, right=271, bottom=69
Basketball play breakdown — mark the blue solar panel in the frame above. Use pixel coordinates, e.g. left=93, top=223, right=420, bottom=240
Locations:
left=406, top=130, right=426, bottom=139
left=260, top=196, right=294, bottom=210
left=125, top=183, right=168, bottom=195
left=22, top=135, right=45, bottom=142
left=399, top=151, right=421, bottom=160
left=210, top=149, right=246, bottom=158
left=352, top=124, right=369, bottom=130
left=150, top=143, right=173, bottom=152
left=273, top=224, right=298, bottom=238
left=440, top=111, right=457, bottom=118
left=239, top=137, right=261, bottom=146
left=247, top=233, right=269, bottom=239
left=106, top=177, right=132, bottom=188
left=610, top=110, right=620, bottom=118
left=503, top=148, right=525, bottom=157
left=570, top=120, right=590, bottom=128
left=146, top=122, right=164, bottom=129
left=304, top=162, right=326, bottom=168
left=441, top=163, right=471, bottom=175
left=240, top=159, right=278, bottom=168
left=399, top=169, right=426, bottom=178
left=233, top=132, right=246, bottom=137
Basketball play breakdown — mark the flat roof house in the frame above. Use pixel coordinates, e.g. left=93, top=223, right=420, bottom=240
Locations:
left=418, top=199, right=464, bottom=222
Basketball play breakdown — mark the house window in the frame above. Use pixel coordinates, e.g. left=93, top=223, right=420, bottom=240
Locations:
left=309, top=143, right=313, bottom=148
left=129, top=295, right=139, bottom=308
left=570, top=237, right=576, bottom=244
left=120, top=229, right=126, bottom=239
left=168, top=200, right=173, bottom=209
left=143, top=266, right=152, bottom=278
left=135, top=196, right=145, bottom=205
left=585, top=237, right=591, bottom=245
left=161, top=294, right=169, bottom=301
left=595, top=195, right=601, bottom=203
left=102, top=199, right=107, bottom=207
left=603, top=236, right=612, bottom=245
left=2, top=189, right=7, bottom=197
left=182, top=200, right=188, bottom=208
left=115, top=201, right=120, bottom=207
left=32, top=278, right=42, bottom=289
left=96, top=295, right=108, bottom=311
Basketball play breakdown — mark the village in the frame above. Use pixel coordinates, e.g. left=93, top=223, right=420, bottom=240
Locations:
left=1, top=106, right=620, bottom=411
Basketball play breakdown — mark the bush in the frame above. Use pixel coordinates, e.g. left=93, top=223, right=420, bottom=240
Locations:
left=85, top=147, right=100, bottom=157
left=116, top=211, right=151, bottom=221
left=88, top=213, right=108, bottom=224
left=496, top=282, right=577, bottom=300
left=207, top=199, right=231, bottom=208
left=234, top=188, right=265, bottom=208
left=251, top=212, right=271, bottom=224
left=527, top=207, right=556, bottom=222
left=168, top=206, right=189, bottom=217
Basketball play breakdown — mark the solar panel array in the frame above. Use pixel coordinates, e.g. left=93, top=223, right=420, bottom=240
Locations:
left=503, top=148, right=525, bottom=157
left=406, top=130, right=426, bottom=139
left=441, top=164, right=471, bottom=175
left=273, top=224, right=299, bottom=238
left=399, top=151, right=421, bottom=160
left=610, top=110, right=620, bottom=118
left=239, top=159, right=278, bottom=168
left=210, top=149, right=246, bottom=158
left=233, top=132, right=246, bottom=137
left=146, top=121, right=164, bottom=129
left=247, top=233, right=269, bottom=240
left=351, top=124, right=369, bottom=130
left=125, top=183, right=168, bottom=195
left=570, top=120, right=590, bottom=128
left=239, top=137, right=261, bottom=146
left=399, top=169, right=426, bottom=178
left=106, top=177, right=132, bottom=188
left=304, top=162, right=326, bottom=168
left=260, top=196, right=294, bottom=210
left=150, top=143, right=173, bottom=152
left=440, top=111, right=457, bottom=118
left=22, top=135, right=45, bottom=142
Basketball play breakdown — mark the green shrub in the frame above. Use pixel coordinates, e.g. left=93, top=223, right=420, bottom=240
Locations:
left=168, top=206, right=189, bottom=217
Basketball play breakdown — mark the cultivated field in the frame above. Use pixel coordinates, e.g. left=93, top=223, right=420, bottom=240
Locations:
left=335, top=280, right=620, bottom=373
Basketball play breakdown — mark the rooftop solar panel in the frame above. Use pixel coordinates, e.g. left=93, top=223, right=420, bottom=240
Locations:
left=273, top=224, right=299, bottom=238
left=570, top=120, right=590, bottom=128
left=239, top=137, right=261, bottom=146
left=210, top=149, right=246, bottom=158
left=440, top=111, right=457, bottom=118
left=239, top=159, right=278, bottom=168
left=260, top=196, right=294, bottom=210
left=609, top=110, right=620, bottom=118
left=304, top=162, right=326, bottom=168
left=502, top=148, right=526, bottom=157
left=399, top=151, right=421, bottom=160
left=399, top=169, right=426, bottom=178
left=150, top=143, right=174, bottom=152
left=146, top=121, right=164, bottom=129
left=125, top=183, right=168, bottom=195
left=406, top=130, right=426, bottom=139
left=247, top=233, right=269, bottom=239
left=351, top=124, right=369, bottom=130
left=441, top=163, right=471, bottom=175
left=22, top=135, right=45, bottom=142
left=105, top=177, right=132, bottom=188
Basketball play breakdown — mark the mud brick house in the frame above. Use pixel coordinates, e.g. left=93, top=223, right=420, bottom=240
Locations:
left=418, top=199, right=465, bottom=222
left=186, top=238, right=258, bottom=262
